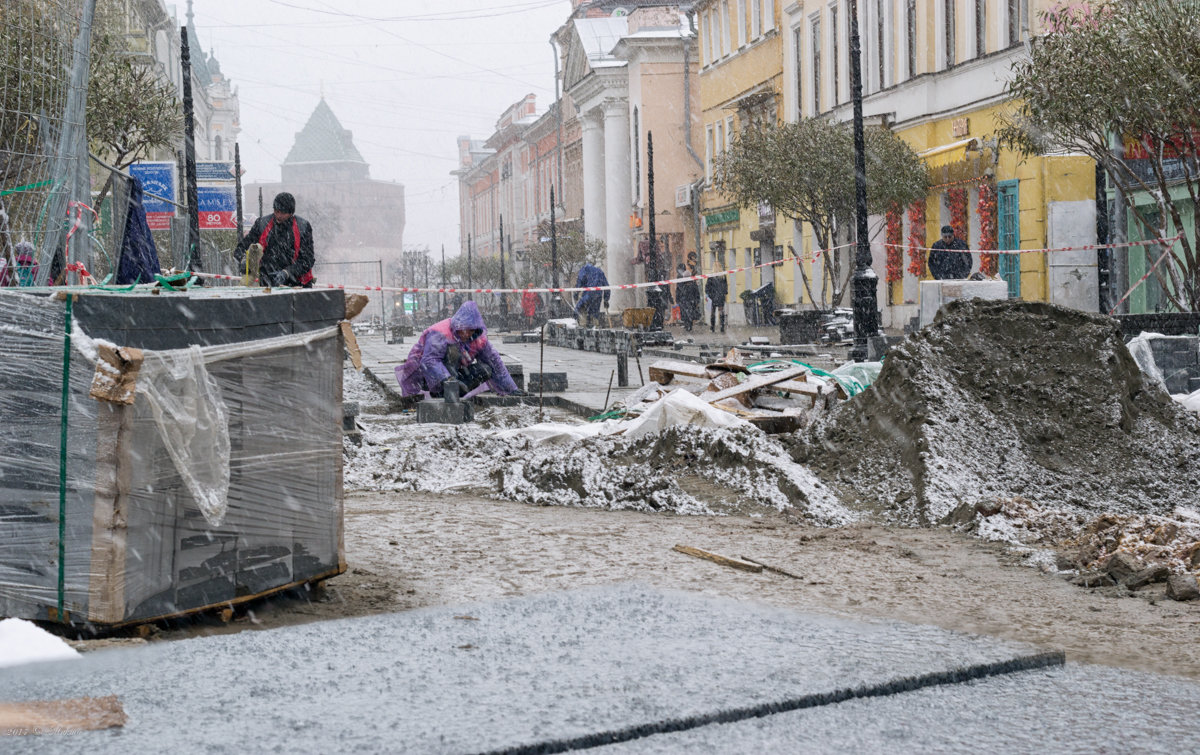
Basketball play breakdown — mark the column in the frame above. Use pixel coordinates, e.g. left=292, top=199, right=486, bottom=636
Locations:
left=580, top=109, right=606, bottom=245
left=602, top=99, right=633, bottom=310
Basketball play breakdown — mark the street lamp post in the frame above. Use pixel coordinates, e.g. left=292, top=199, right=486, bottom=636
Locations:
left=550, top=184, right=561, bottom=317
left=848, top=0, right=880, bottom=362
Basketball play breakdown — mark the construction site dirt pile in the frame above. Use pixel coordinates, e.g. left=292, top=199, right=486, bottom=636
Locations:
left=344, top=396, right=851, bottom=524
left=792, top=299, right=1200, bottom=528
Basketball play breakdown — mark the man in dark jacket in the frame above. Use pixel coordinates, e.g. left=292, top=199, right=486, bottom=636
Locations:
left=574, top=263, right=610, bottom=328
left=928, top=225, right=971, bottom=280
left=705, top=273, right=729, bottom=333
left=675, top=263, right=701, bottom=332
left=234, top=192, right=315, bottom=287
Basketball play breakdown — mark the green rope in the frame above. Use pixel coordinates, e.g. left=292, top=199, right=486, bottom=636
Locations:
left=57, top=294, right=73, bottom=623
left=0, top=178, right=53, bottom=197
left=588, top=409, right=627, bottom=422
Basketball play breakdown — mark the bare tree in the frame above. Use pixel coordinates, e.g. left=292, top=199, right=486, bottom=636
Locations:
left=1000, top=0, right=1200, bottom=311
left=716, top=120, right=927, bottom=307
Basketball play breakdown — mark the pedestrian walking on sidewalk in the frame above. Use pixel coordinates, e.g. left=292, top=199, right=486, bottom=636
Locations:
left=705, top=273, right=728, bottom=333
left=675, top=263, right=701, bottom=333
left=521, top=290, right=541, bottom=330
left=574, top=263, right=610, bottom=328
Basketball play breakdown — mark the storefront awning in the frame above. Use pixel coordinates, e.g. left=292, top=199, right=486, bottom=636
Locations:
left=918, top=137, right=980, bottom=169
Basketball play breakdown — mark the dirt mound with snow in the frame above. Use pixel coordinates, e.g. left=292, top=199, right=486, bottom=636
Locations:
left=345, top=403, right=853, bottom=524
left=793, top=299, right=1200, bottom=526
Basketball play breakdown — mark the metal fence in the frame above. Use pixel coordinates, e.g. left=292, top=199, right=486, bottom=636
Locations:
left=0, top=0, right=93, bottom=285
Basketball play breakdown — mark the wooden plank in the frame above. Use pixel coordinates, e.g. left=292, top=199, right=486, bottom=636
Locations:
left=0, top=696, right=126, bottom=734
left=772, top=379, right=824, bottom=397
left=673, top=544, right=764, bottom=573
left=741, top=556, right=810, bottom=581
left=647, top=359, right=712, bottom=385
left=702, top=366, right=808, bottom=403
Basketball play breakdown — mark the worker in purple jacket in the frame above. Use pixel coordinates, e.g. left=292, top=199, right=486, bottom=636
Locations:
left=395, top=301, right=521, bottom=399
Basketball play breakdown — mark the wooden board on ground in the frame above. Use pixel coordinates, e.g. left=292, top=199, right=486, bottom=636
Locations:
left=648, top=359, right=712, bottom=385
left=0, top=696, right=126, bottom=735
left=702, top=366, right=808, bottom=404
left=673, top=544, right=764, bottom=573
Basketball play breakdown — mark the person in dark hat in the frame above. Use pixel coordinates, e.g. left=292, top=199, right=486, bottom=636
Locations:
left=234, top=192, right=316, bottom=287
left=928, top=225, right=971, bottom=280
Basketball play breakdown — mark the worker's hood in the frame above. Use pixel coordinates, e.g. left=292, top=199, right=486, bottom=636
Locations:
left=449, top=300, right=487, bottom=339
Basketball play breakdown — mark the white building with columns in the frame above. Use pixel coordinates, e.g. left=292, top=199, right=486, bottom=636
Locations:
left=560, top=9, right=701, bottom=311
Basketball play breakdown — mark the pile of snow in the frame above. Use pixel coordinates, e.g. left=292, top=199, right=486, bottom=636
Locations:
left=344, top=391, right=853, bottom=524
left=793, top=299, right=1200, bottom=526
left=0, top=618, right=79, bottom=669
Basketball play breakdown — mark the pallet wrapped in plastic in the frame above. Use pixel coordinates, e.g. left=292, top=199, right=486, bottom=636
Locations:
left=0, top=288, right=346, bottom=627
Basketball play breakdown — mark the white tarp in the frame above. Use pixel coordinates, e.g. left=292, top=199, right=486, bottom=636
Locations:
left=496, top=389, right=752, bottom=446
left=621, top=388, right=751, bottom=438
left=1175, top=389, right=1200, bottom=414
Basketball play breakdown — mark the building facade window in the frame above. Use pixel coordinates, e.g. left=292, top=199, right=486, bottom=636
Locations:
left=906, top=0, right=917, bottom=78
left=736, top=0, right=746, bottom=47
left=762, top=0, right=774, bottom=31
left=793, top=25, right=804, bottom=118
left=810, top=15, right=821, bottom=114
left=722, top=1, right=732, bottom=56
left=705, top=124, right=714, bottom=184
left=876, top=0, right=886, bottom=90
left=829, top=3, right=839, bottom=105
left=1008, top=0, right=1022, bottom=46
left=944, top=0, right=956, bottom=68
left=706, top=11, right=716, bottom=63
left=975, top=0, right=986, bottom=57
left=725, top=116, right=735, bottom=152
left=752, top=0, right=761, bottom=38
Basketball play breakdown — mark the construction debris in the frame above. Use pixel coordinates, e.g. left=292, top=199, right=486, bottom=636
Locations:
left=628, top=349, right=845, bottom=433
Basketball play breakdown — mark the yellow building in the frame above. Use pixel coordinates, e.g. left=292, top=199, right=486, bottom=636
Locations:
left=695, top=0, right=790, bottom=327
left=782, top=0, right=1100, bottom=328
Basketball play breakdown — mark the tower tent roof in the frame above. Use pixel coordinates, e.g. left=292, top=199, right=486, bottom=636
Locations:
left=284, top=98, right=367, bottom=166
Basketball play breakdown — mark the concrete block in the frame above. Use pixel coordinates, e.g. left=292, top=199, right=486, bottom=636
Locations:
left=417, top=400, right=475, bottom=424
left=528, top=372, right=568, bottom=392
left=342, top=401, right=360, bottom=431
left=779, top=311, right=823, bottom=344
left=919, top=280, right=1009, bottom=328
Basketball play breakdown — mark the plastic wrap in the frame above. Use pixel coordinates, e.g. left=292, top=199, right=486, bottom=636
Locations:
left=0, top=289, right=345, bottom=626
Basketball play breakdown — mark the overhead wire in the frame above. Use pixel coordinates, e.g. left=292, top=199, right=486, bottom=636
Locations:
left=266, top=0, right=565, bottom=23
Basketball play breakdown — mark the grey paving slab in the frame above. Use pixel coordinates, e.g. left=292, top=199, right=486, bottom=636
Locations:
left=1, top=584, right=1050, bottom=754
left=596, top=663, right=1200, bottom=754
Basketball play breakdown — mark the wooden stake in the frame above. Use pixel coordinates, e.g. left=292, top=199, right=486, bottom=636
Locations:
left=673, top=544, right=763, bottom=573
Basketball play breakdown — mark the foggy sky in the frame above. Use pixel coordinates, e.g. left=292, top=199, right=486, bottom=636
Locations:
left=194, top=0, right=572, bottom=257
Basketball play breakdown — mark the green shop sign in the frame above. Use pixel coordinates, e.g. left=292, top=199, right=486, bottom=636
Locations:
left=704, top=208, right=740, bottom=227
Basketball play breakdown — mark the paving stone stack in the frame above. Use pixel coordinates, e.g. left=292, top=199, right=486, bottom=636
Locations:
left=1145, top=335, right=1200, bottom=394
left=540, top=321, right=671, bottom=355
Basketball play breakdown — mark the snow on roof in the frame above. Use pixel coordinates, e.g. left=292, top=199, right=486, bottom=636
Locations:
left=574, top=17, right=629, bottom=63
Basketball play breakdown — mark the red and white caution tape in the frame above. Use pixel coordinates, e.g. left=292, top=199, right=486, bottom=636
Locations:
left=883, top=233, right=1183, bottom=256
left=168, top=253, right=804, bottom=296
left=165, top=234, right=1183, bottom=297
